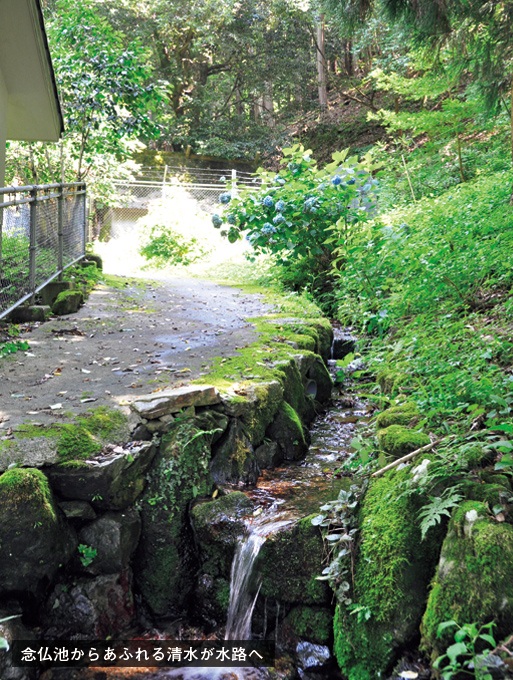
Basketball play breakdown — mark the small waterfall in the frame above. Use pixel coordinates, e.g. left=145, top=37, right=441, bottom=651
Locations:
left=225, top=532, right=266, bottom=640
left=225, top=514, right=292, bottom=641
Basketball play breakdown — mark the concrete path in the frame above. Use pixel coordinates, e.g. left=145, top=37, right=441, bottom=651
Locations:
left=0, top=276, right=272, bottom=435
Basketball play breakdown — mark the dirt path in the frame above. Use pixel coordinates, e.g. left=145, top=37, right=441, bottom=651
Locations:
left=0, top=276, right=272, bottom=435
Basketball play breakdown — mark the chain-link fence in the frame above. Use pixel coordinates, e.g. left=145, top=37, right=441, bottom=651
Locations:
left=96, top=167, right=259, bottom=241
left=0, top=183, right=87, bottom=320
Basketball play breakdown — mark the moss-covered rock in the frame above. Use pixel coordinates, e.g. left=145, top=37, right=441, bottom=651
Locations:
left=461, top=480, right=512, bottom=509
left=378, top=424, right=430, bottom=459
left=220, top=381, right=283, bottom=446
left=47, top=441, right=156, bottom=511
left=334, top=468, right=443, bottom=680
left=266, top=402, right=309, bottom=461
left=191, top=492, right=256, bottom=627
left=421, top=501, right=513, bottom=661
left=0, top=468, right=77, bottom=597
left=51, top=289, right=84, bottom=315
left=282, top=606, right=333, bottom=646
left=133, top=417, right=216, bottom=618
left=306, top=357, right=333, bottom=404
left=377, top=368, right=406, bottom=395
left=191, top=492, right=255, bottom=577
left=273, top=358, right=308, bottom=419
left=260, top=516, right=330, bottom=606
left=375, top=402, right=419, bottom=429
left=210, top=419, right=258, bottom=485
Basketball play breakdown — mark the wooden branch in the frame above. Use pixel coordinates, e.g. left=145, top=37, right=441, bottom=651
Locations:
left=371, top=435, right=456, bottom=478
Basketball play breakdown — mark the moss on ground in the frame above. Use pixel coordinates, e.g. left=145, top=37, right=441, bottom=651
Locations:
left=9, top=407, right=128, bottom=465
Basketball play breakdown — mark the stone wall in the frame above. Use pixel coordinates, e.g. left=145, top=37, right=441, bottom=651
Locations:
left=0, top=315, right=334, bottom=677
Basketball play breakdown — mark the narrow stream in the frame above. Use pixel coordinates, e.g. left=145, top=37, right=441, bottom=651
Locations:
left=153, top=390, right=369, bottom=680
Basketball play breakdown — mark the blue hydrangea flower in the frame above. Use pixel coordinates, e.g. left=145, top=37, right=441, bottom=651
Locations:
left=219, top=192, right=232, bottom=204
left=245, top=232, right=257, bottom=242
left=303, top=197, right=318, bottom=212
left=275, top=199, right=286, bottom=212
left=288, top=162, right=300, bottom=174
left=212, top=214, right=223, bottom=228
left=262, top=196, right=274, bottom=208
left=261, top=222, right=277, bottom=235
left=219, top=176, right=226, bottom=182
left=332, top=175, right=342, bottom=186
left=347, top=179, right=355, bottom=186
left=273, top=214, right=285, bottom=225
left=226, top=213, right=237, bottom=225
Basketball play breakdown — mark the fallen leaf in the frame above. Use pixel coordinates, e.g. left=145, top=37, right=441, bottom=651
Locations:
left=50, top=403, right=63, bottom=410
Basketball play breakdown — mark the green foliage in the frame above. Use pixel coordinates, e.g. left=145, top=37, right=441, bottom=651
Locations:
left=78, top=544, right=97, bottom=568
left=139, top=226, right=207, bottom=268
left=0, top=340, right=30, bottom=359
left=214, top=144, right=378, bottom=299
left=433, top=621, right=497, bottom=680
left=418, top=487, right=463, bottom=540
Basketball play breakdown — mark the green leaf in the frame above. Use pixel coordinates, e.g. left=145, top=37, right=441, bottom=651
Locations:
left=446, top=642, right=468, bottom=663
left=437, top=620, right=459, bottom=637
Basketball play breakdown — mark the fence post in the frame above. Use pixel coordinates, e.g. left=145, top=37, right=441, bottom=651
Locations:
left=162, top=165, right=168, bottom=199
left=82, top=184, right=87, bottom=254
left=231, top=168, right=237, bottom=198
left=57, top=184, right=64, bottom=281
left=29, top=186, right=37, bottom=304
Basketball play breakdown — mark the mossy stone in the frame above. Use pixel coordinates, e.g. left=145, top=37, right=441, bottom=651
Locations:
left=210, top=419, right=257, bottom=485
left=306, top=357, right=333, bottom=404
left=273, top=358, right=308, bottom=418
left=52, top=289, right=85, bottom=315
left=134, top=417, right=216, bottom=618
left=0, top=468, right=77, bottom=597
left=260, top=515, right=330, bottom=606
left=266, top=401, right=308, bottom=461
left=477, top=469, right=511, bottom=489
left=283, top=606, right=333, bottom=645
left=375, top=402, right=418, bottom=428
left=378, top=424, right=430, bottom=458
left=334, top=467, right=444, bottom=680
left=421, top=501, right=513, bottom=661
left=191, top=492, right=255, bottom=576
left=461, top=480, right=511, bottom=509
left=220, top=381, right=283, bottom=446
left=377, top=368, right=405, bottom=395
left=191, top=492, right=256, bottom=626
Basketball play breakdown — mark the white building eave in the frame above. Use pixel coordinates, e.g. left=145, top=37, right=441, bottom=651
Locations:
left=0, top=0, right=64, bottom=143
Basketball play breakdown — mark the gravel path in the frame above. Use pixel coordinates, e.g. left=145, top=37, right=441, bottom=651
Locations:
left=0, top=276, right=272, bottom=434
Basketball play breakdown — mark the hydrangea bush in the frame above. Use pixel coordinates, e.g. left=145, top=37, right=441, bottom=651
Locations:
left=211, top=144, right=379, bottom=297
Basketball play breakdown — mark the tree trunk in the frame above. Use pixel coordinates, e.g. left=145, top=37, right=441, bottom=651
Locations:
left=316, top=14, right=328, bottom=109
left=344, top=41, right=353, bottom=77
left=510, top=73, right=513, bottom=205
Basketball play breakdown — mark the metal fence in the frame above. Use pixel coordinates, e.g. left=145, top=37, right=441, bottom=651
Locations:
left=0, top=183, right=87, bottom=320
left=96, top=167, right=259, bottom=241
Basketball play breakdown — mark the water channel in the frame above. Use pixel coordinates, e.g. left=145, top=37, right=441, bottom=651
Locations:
left=156, top=360, right=370, bottom=680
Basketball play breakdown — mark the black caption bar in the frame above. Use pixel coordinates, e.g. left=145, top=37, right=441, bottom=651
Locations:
left=12, top=640, right=275, bottom=668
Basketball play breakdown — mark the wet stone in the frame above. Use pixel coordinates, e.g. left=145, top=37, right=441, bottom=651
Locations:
left=77, top=509, right=141, bottom=575
left=46, top=441, right=157, bottom=511
left=131, top=385, right=220, bottom=419
left=58, top=500, right=97, bottom=521
left=296, top=641, right=331, bottom=670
